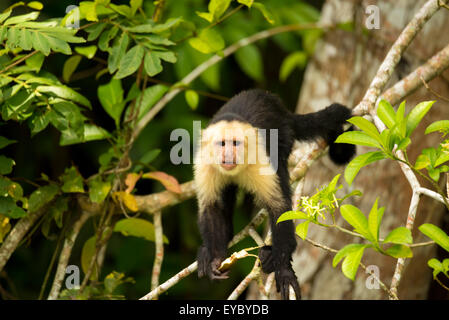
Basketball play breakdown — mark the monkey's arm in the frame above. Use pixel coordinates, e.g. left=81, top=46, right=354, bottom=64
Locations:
left=197, top=185, right=236, bottom=280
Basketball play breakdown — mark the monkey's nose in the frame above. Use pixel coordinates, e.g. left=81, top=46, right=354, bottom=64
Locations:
left=221, top=163, right=237, bottom=170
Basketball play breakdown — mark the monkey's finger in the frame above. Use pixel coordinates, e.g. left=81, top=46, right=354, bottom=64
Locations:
left=280, top=283, right=289, bottom=300
left=290, top=281, right=301, bottom=300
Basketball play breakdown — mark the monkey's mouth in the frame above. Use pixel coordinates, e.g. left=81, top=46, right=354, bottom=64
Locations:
left=220, top=163, right=237, bottom=170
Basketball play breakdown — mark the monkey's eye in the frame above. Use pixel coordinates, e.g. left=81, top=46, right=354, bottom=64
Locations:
left=215, top=141, right=226, bottom=147
left=233, top=140, right=241, bottom=146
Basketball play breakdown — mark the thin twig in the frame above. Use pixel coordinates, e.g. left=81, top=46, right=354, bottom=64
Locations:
left=47, top=211, right=92, bottom=300
left=0, top=50, right=38, bottom=75
left=151, top=211, right=164, bottom=297
left=227, top=260, right=260, bottom=300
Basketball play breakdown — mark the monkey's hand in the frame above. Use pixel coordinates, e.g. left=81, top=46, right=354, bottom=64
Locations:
left=197, top=245, right=229, bottom=280
left=259, top=245, right=275, bottom=273
left=275, top=267, right=301, bottom=300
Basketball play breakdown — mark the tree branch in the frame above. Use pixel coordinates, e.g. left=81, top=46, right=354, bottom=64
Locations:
left=355, top=0, right=448, bottom=115
left=151, top=211, right=164, bottom=297
left=47, top=211, right=92, bottom=300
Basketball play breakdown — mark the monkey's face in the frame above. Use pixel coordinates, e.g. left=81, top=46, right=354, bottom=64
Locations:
left=201, top=120, right=258, bottom=176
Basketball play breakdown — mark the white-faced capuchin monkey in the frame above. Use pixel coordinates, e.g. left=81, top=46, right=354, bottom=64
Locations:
left=194, top=89, right=355, bottom=300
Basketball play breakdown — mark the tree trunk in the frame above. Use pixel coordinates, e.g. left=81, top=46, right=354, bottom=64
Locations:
left=293, top=0, right=449, bottom=299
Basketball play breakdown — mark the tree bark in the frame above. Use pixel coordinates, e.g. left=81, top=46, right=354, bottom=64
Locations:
left=293, top=0, right=449, bottom=299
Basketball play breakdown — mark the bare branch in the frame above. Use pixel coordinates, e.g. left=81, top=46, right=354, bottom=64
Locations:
left=355, top=0, right=448, bottom=115
left=48, top=211, right=92, bottom=300
left=0, top=209, right=46, bottom=273
left=227, top=260, right=261, bottom=300
left=151, top=211, right=164, bottom=296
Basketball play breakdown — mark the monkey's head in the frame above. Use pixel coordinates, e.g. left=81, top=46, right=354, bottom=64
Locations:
left=200, top=120, right=260, bottom=176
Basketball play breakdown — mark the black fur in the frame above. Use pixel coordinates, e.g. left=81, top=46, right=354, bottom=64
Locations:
left=197, top=89, right=355, bottom=300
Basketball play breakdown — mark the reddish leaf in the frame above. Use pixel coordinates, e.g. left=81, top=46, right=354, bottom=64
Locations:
left=142, top=171, right=182, bottom=194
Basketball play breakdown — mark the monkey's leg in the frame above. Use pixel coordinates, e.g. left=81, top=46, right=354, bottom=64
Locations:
left=259, top=167, right=301, bottom=299
left=197, top=185, right=236, bottom=280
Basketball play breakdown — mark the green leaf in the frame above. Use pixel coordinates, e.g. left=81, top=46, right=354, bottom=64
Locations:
left=0, top=197, right=27, bottom=219
left=419, top=223, right=449, bottom=252
left=340, top=204, right=373, bottom=241
left=144, top=51, right=162, bottom=77
left=60, top=166, right=84, bottom=193
left=252, top=2, right=275, bottom=24
left=132, top=84, right=169, bottom=121
left=114, top=45, right=144, bottom=79
left=277, top=210, right=309, bottom=223
left=0, top=156, right=15, bottom=175
left=383, top=227, right=412, bottom=245
left=28, top=184, right=59, bottom=212
left=153, top=51, right=177, bottom=63
left=109, top=3, right=132, bottom=17
left=185, top=90, right=199, bottom=110
left=97, top=78, right=125, bottom=126
left=62, top=55, right=82, bottom=83
left=85, top=22, right=107, bottom=41
left=295, top=221, right=309, bottom=240
left=25, top=51, right=45, bottom=71
left=28, top=107, right=51, bottom=135
left=189, top=28, right=225, bottom=54
left=114, top=218, right=169, bottom=243
left=27, top=1, right=43, bottom=10
left=342, top=245, right=365, bottom=280
left=425, top=120, right=449, bottom=135
left=279, top=51, right=307, bottom=82
left=88, top=177, right=111, bottom=203
left=385, top=244, right=412, bottom=258
left=367, top=198, right=383, bottom=243
left=335, top=131, right=382, bottom=149
left=208, top=0, right=231, bottom=21
left=151, top=18, right=182, bottom=33
left=406, top=101, right=435, bottom=137
left=396, top=137, right=411, bottom=151
left=31, top=31, right=51, bottom=56
left=428, top=167, right=441, bottom=182
left=235, top=44, right=263, bottom=82
left=80, top=2, right=98, bottom=22
left=377, top=100, right=396, bottom=129
left=37, top=85, right=92, bottom=109
left=108, top=32, right=129, bottom=73
left=75, top=46, right=97, bottom=59
left=0, top=136, right=17, bottom=149
left=59, top=124, right=110, bottom=146
left=435, top=152, right=449, bottom=168
left=4, top=11, right=40, bottom=25
left=237, top=0, right=254, bottom=7
left=130, top=0, right=142, bottom=15
left=196, top=11, right=214, bottom=23
left=332, top=243, right=365, bottom=268
left=428, top=258, right=443, bottom=278
left=81, top=236, right=98, bottom=279
left=344, top=151, right=386, bottom=185
left=347, top=116, right=382, bottom=143
left=415, top=154, right=431, bottom=170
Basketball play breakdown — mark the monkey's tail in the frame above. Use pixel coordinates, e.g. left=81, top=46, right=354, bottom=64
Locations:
left=292, top=103, right=356, bottom=165
left=327, top=125, right=356, bottom=165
